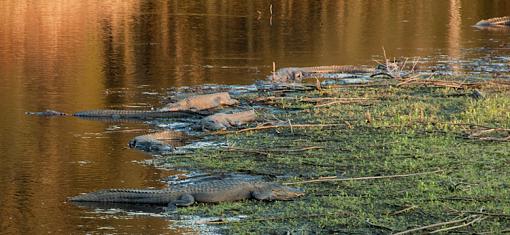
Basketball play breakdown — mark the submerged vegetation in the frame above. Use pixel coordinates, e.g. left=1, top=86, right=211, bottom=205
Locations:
left=160, top=78, right=510, bottom=234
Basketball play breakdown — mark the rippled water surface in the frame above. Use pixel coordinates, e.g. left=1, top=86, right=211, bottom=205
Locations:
left=1, top=0, right=509, bottom=234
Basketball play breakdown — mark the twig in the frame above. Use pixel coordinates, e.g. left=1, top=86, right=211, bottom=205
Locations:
left=255, top=96, right=373, bottom=103
left=410, top=57, right=420, bottom=73
left=272, top=61, right=276, bottom=80
left=396, top=79, right=481, bottom=89
left=392, top=216, right=472, bottom=235
left=429, top=216, right=486, bottom=234
left=197, top=211, right=352, bottom=225
left=366, top=219, right=394, bottom=231
left=462, top=211, right=510, bottom=218
left=224, top=148, right=270, bottom=156
left=468, top=128, right=510, bottom=142
left=269, top=3, right=273, bottom=26
left=475, top=229, right=510, bottom=234
left=390, top=205, right=418, bottom=216
left=283, top=169, right=442, bottom=185
left=225, top=146, right=322, bottom=156
left=314, top=100, right=348, bottom=108
left=288, top=119, right=294, bottom=134
left=230, top=123, right=345, bottom=134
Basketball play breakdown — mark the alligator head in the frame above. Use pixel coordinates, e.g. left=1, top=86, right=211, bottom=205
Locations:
left=474, top=16, right=510, bottom=27
left=267, top=68, right=304, bottom=83
left=266, top=183, right=305, bottom=200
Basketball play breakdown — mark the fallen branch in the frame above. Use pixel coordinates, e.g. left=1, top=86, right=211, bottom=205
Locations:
left=366, top=219, right=394, bottom=231
left=254, top=96, right=374, bottom=105
left=283, top=169, right=442, bottom=185
left=222, top=123, right=345, bottom=134
left=389, top=205, right=418, bottom=216
left=314, top=100, right=375, bottom=108
left=468, top=128, right=510, bottom=142
left=225, top=146, right=322, bottom=156
left=392, top=216, right=472, bottom=235
left=461, top=210, right=510, bottom=218
left=196, top=211, right=352, bottom=225
left=396, top=78, right=481, bottom=89
left=429, top=216, right=486, bottom=234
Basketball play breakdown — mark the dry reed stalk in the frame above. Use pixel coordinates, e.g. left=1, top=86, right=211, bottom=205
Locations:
left=392, top=216, right=475, bottom=235
left=196, top=211, right=352, bottom=225
left=284, top=169, right=442, bottom=185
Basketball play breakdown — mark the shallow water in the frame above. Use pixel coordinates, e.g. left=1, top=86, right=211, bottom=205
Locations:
left=0, top=0, right=509, bottom=234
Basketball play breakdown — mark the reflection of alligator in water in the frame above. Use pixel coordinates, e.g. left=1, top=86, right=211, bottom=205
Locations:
left=69, top=178, right=304, bottom=210
left=25, top=109, right=68, bottom=116
left=71, top=201, right=166, bottom=214
left=475, top=16, right=510, bottom=27
left=268, top=65, right=377, bottom=83
left=129, top=130, right=192, bottom=152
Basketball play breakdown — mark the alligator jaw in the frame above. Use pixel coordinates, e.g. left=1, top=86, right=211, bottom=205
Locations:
left=270, top=185, right=305, bottom=200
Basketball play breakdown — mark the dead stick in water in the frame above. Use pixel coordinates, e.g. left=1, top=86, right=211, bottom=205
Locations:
left=283, top=170, right=442, bottom=185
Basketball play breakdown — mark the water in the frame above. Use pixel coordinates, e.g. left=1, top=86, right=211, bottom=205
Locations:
left=0, top=0, right=509, bottom=234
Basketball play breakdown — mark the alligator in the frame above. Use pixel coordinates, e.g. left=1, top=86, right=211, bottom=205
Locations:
left=73, top=109, right=201, bottom=119
left=268, top=65, right=377, bottom=83
left=27, top=109, right=202, bottom=120
left=475, top=16, right=510, bottom=27
left=161, top=92, right=239, bottom=112
left=201, top=110, right=257, bottom=131
left=27, top=92, right=238, bottom=119
left=69, top=178, right=304, bottom=210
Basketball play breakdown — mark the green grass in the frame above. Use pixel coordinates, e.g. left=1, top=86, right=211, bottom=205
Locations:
left=162, top=81, right=510, bottom=234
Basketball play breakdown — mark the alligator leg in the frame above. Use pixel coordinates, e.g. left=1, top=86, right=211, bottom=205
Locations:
left=251, top=188, right=274, bottom=201
left=166, top=194, right=195, bottom=211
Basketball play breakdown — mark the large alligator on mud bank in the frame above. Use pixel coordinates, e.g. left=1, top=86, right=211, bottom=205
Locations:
left=70, top=178, right=304, bottom=209
left=268, top=65, right=377, bottom=83
left=475, top=16, right=510, bottom=27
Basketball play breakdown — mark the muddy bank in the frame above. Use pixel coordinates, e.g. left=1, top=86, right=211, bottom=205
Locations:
left=148, top=75, right=510, bottom=233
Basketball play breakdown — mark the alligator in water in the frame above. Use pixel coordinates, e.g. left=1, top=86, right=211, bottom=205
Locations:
left=73, top=109, right=200, bottom=119
left=26, top=92, right=238, bottom=119
left=27, top=109, right=202, bottom=120
left=268, top=65, right=377, bottom=83
left=69, top=178, right=304, bottom=210
left=474, top=16, right=510, bottom=27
